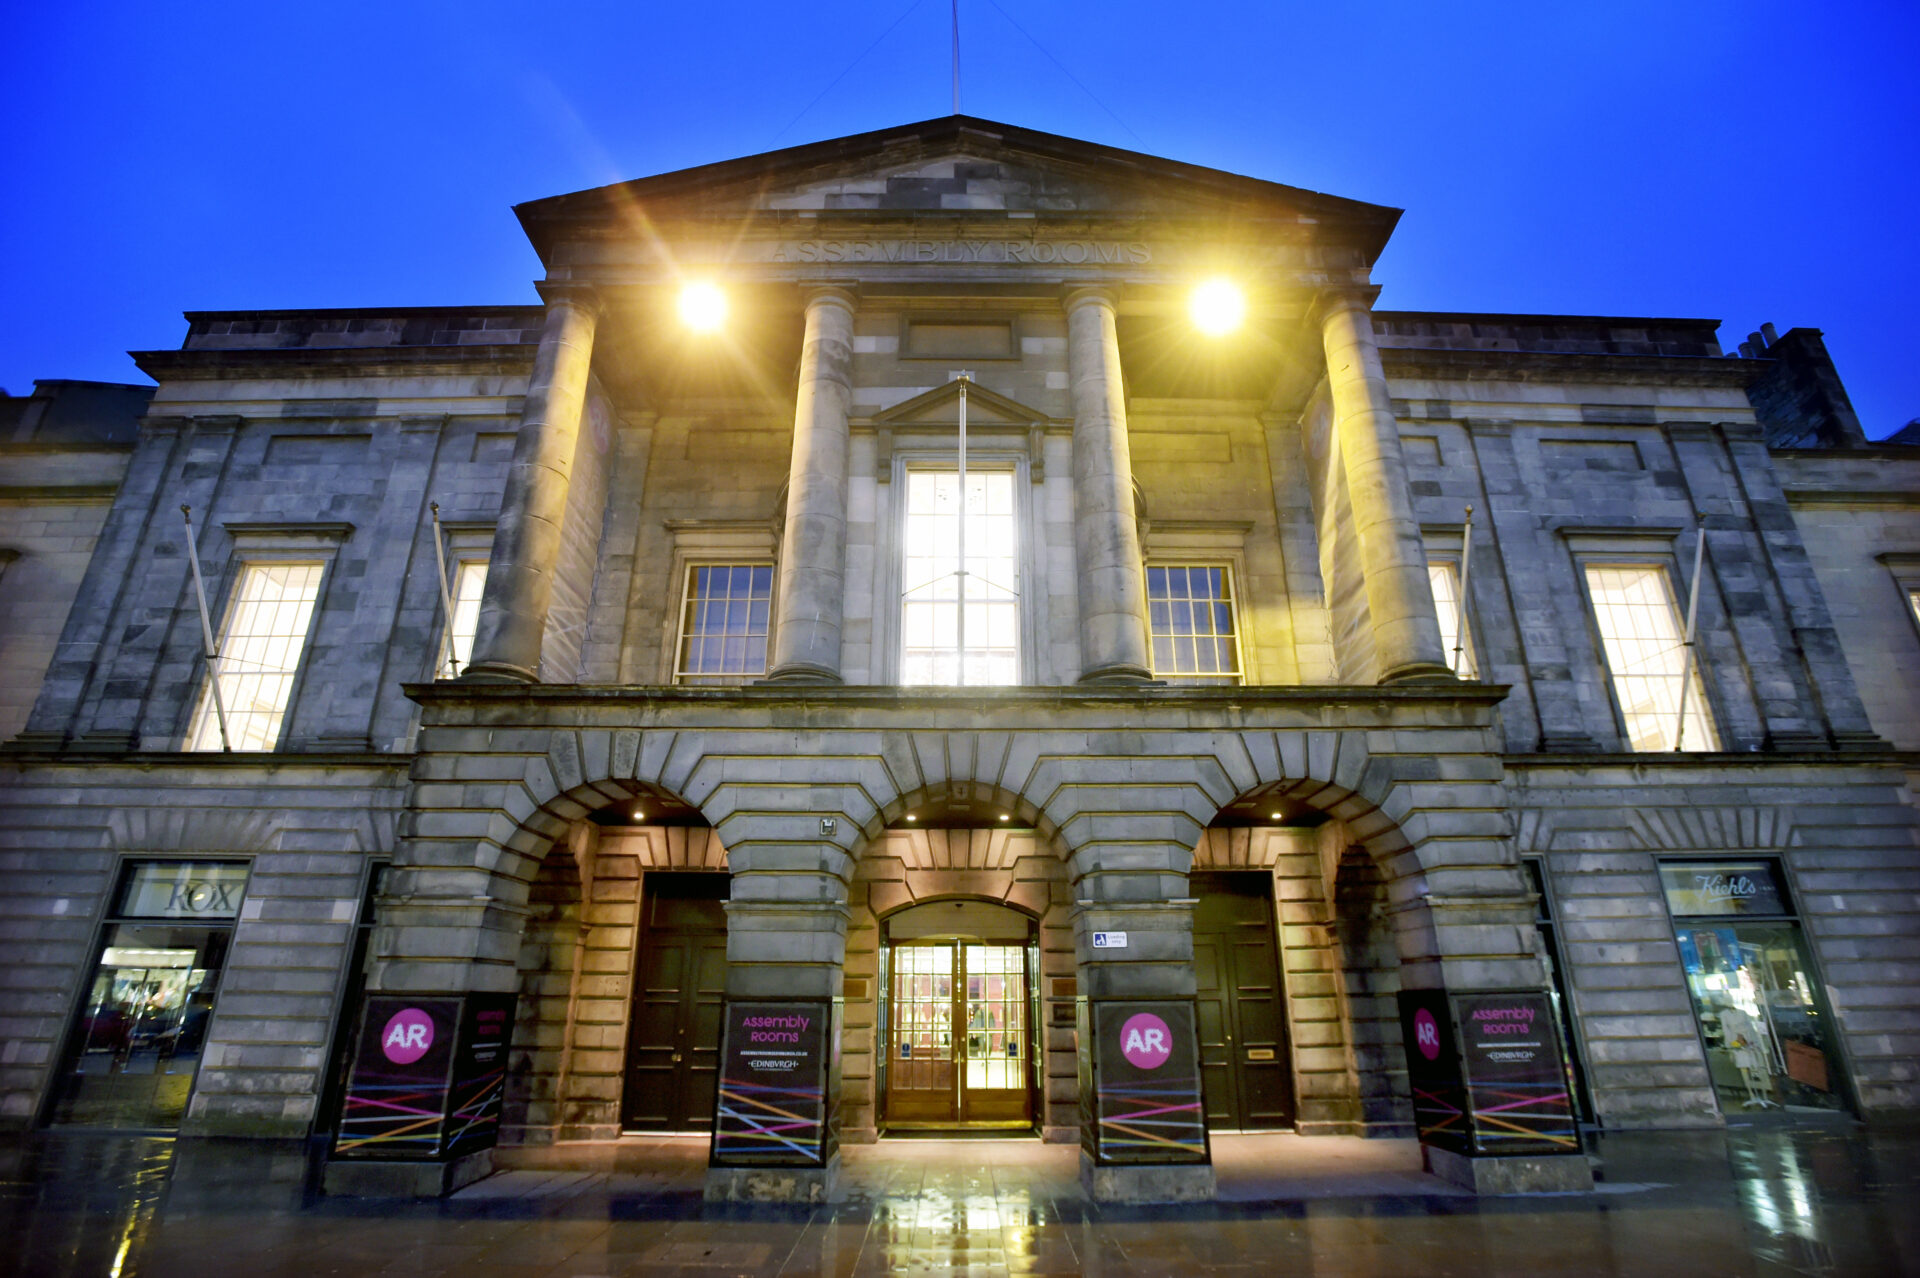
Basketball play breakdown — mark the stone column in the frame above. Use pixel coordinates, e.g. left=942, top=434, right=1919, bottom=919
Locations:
left=766, top=286, right=856, bottom=684
left=1317, top=289, right=1452, bottom=684
left=1065, top=288, right=1153, bottom=683
left=463, top=287, right=599, bottom=684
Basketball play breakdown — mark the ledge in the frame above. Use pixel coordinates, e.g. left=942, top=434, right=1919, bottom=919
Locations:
left=1379, top=345, right=1762, bottom=388
left=404, top=680, right=1516, bottom=709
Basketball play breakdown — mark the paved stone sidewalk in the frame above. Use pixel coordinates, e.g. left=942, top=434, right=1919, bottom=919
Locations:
left=4, top=1126, right=1917, bottom=1276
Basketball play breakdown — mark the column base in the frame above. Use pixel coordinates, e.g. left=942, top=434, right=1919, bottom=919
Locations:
left=1377, top=661, right=1459, bottom=685
left=704, top=1153, right=842, bottom=1203
left=322, top=1149, right=495, bottom=1198
left=759, top=663, right=843, bottom=686
left=1076, top=663, right=1157, bottom=686
left=1079, top=1153, right=1215, bottom=1203
left=1422, top=1145, right=1594, bottom=1195
left=457, top=661, right=539, bottom=684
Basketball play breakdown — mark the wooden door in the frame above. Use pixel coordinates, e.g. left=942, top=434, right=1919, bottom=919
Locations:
left=622, top=874, right=728, bottom=1132
left=885, top=941, right=1033, bottom=1127
left=1192, top=872, right=1293, bottom=1130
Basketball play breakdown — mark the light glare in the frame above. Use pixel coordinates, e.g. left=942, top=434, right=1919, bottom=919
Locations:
left=679, top=282, right=726, bottom=331
left=1190, top=279, right=1246, bottom=336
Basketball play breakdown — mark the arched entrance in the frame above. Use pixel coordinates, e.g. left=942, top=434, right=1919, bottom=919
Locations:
left=879, top=898, right=1039, bottom=1129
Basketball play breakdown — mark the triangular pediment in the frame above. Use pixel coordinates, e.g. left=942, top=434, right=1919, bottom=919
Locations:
left=516, top=116, right=1399, bottom=264
left=868, top=379, right=1055, bottom=429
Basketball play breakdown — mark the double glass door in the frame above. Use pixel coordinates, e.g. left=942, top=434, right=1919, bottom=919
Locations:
left=885, top=942, right=1031, bottom=1126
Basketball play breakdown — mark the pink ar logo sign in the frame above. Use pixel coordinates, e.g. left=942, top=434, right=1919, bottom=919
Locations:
left=381, top=1008, right=435, bottom=1064
left=1413, top=1007, right=1441, bottom=1061
left=1119, top=1012, right=1173, bottom=1070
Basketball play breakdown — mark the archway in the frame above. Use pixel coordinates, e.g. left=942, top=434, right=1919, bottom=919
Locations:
left=495, top=779, right=726, bottom=1145
left=844, top=779, right=1074, bottom=1143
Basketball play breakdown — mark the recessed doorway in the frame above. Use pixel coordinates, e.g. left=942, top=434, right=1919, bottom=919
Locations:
left=881, top=900, right=1038, bottom=1130
left=621, top=873, right=728, bottom=1132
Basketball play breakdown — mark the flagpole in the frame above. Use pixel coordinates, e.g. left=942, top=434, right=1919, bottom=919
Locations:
left=428, top=502, right=462, bottom=677
left=1673, top=524, right=1707, bottom=751
left=181, top=505, right=232, bottom=752
left=956, top=373, right=969, bottom=685
left=1452, top=505, right=1475, bottom=678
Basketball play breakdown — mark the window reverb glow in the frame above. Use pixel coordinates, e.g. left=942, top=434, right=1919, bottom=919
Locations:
left=676, top=563, right=773, bottom=684
left=186, top=561, right=324, bottom=751
left=901, top=470, right=1018, bottom=686
left=1585, top=564, right=1718, bottom=751
left=1147, top=565, right=1241, bottom=683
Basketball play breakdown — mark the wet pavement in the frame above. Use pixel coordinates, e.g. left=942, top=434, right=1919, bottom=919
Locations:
left=4, top=1124, right=1918, bottom=1276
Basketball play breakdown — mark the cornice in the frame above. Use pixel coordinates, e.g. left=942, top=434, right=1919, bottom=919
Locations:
left=130, top=345, right=540, bottom=380
left=1378, top=345, right=1761, bottom=388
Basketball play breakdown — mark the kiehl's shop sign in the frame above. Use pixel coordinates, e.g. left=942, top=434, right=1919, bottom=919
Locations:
left=1658, top=861, right=1789, bottom=917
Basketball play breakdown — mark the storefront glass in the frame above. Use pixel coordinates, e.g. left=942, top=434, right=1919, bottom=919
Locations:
left=48, top=861, right=248, bottom=1129
left=1661, top=859, right=1845, bottom=1116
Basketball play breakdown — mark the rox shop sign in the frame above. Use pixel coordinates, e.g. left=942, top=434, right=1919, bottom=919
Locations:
left=119, top=862, right=250, bottom=920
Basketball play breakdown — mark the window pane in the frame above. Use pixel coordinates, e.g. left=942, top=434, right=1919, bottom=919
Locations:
left=186, top=562, right=324, bottom=751
left=675, top=562, right=774, bottom=684
left=901, top=470, right=1018, bottom=685
left=1585, top=565, right=1719, bottom=751
left=1145, top=563, right=1241, bottom=683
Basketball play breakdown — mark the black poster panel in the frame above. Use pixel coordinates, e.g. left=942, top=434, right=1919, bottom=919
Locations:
left=334, top=996, right=461, bottom=1160
left=1397, top=989, right=1469, bottom=1154
left=710, top=1001, right=831, bottom=1167
left=1455, top=991, right=1580, bottom=1155
left=443, top=994, right=516, bottom=1160
left=1089, top=1001, right=1208, bottom=1165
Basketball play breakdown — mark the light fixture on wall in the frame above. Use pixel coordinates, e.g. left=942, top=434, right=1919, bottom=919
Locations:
left=631, top=807, right=646, bottom=821
left=1190, top=279, right=1246, bottom=336
left=999, top=813, right=1010, bottom=821
left=679, top=282, right=727, bottom=331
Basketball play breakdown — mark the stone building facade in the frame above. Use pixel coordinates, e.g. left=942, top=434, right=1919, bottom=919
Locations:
left=2, top=117, right=1915, bottom=1199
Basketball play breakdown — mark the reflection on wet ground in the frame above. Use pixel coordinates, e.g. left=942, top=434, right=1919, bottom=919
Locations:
left=3, top=1125, right=1917, bottom=1276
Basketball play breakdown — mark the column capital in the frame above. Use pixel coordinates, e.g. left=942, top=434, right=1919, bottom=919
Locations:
left=1307, top=283, right=1382, bottom=327
left=801, top=283, right=859, bottom=313
left=1062, top=284, right=1121, bottom=315
left=533, top=281, right=604, bottom=315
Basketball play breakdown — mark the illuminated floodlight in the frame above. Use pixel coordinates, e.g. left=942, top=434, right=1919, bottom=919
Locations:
left=1269, top=812, right=1284, bottom=821
left=1190, top=279, right=1246, bottom=336
left=679, top=282, right=727, bottom=331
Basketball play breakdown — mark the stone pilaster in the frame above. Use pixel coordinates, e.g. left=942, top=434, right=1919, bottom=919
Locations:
left=464, top=287, right=599, bottom=684
left=1064, top=288, right=1153, bottom=684
left=1317, top=289, right=1451, bottom=684
left=766, top=286, right=857, bottom=684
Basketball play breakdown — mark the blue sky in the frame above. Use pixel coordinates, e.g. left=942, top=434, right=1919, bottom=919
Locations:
left=5, top=1, right=1916, bottom=436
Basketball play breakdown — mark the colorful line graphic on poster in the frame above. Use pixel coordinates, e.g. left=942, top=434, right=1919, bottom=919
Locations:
left=1456, top=992, right=1578, bottom=1153
left=711, top=1001, right=829, bottom=1166
left=334, top=994, right=512, bottom=1159
left=1091, top=1002, right=1207, bottom=1164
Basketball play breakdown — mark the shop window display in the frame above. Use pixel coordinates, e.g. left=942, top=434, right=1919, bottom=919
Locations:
left=48, top=861, right=248, bottom=1129
left=1660, top=860, right=1845, bottom=1115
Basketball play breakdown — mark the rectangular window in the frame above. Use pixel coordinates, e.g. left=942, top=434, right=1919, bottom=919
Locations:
left=50, top=859, right=249, bottom=1129
left=438, top=559, right=489, bottom=678
left=1584, top=564, right=1718, bottom=751
left=901, top=470, right=1018, bottom=685
left=186, top=561, right=324, bottom=751
left=675, top=563, right=773, bottom=684
left=1146, top=565, right=1242, bottom=683
left=1908, top=588, right=1920, bottom=631
left=1427, top=561, right=1477, bottom=678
